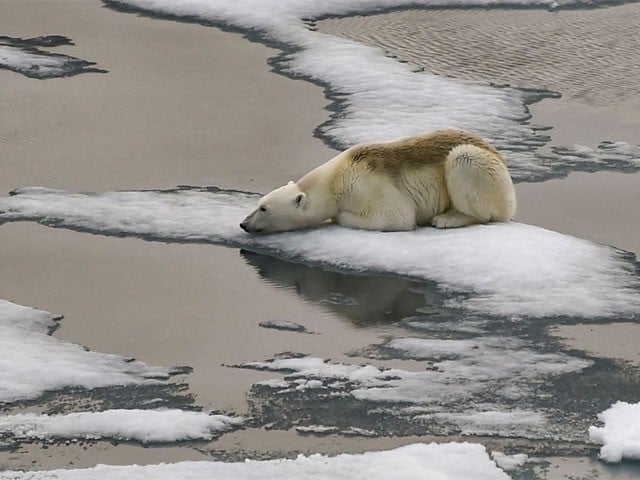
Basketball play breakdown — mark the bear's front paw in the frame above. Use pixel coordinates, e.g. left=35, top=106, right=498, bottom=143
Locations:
left=431, top=215, right=450, bottom=229
left=431, top=211, right=478, bottom=229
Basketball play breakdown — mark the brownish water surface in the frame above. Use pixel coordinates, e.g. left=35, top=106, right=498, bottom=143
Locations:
left=1, top=0, right=640, bottom=476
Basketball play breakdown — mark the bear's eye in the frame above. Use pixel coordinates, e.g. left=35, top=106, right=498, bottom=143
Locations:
left=259, top=206, right=267, bottom=212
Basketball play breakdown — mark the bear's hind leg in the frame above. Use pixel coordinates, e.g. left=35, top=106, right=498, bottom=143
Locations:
left=443, top=144, right=516, bottom=226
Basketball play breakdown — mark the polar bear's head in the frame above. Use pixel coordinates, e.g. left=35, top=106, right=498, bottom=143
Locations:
left=240, top=181, right=307, bottom=234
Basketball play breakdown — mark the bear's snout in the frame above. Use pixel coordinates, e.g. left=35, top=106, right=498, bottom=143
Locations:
left=240, top=218, right=263, bottom=234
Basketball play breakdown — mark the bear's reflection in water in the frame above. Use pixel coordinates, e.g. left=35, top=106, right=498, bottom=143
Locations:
left=240, top=250, right=452, bottom=326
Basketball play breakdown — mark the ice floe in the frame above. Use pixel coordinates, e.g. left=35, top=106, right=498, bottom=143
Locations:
left=259, top=320, right=311, bottom=333
left=244, top=336, right=591, bottom=406
left=491, top=452, right=529, bottom=471
left=241, top=334, right=592, bottom=440
left=0, top=36, right=104, bottom=79
left=0, top=409, right=243, bottom=443
left=0, top=442, right=511, bottom=480
left=589, top=401, right=640, bottom=463
left=542, top=142, right=640, bottom=175
left=2, top=187, right=639, bottom=319
left=428, top=410, right=546, bottom=437
left=0, top=299, right=177, bottom=404
left=105, top=0, right=640, bottom=181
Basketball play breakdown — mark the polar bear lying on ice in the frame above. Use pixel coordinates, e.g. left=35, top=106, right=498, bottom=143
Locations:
left=240, top=129, right=516, bottom=234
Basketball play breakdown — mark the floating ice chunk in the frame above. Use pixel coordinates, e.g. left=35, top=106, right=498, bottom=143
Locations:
left=0, top=43, right=103, bottom=79
left=2, top=187, right=639, bottom=319
left=259, top=320, right=310, bottom=333
left=542, top=142, right=640, bottom=177
left=400, top=316, right=486, bottom=334
left=0, top=409, right=243, bottom=443
left=589, top=401, right=640, bottom=463
left=0, top=299, right=174, bottom=404
left=491, top=451, right=529, bottom=471
left=321, top=292, right=358, bottom=306
left=295, top=424, right=339, bottom=435
left=0, top=442, right=511, bottom=480
left=430, top=410, right=546, bottom=437
left=257, top=379, right=291, bottom=389
left=386, top=337, right=589, bottom=379
left=244, top=356, right=385, bottom=385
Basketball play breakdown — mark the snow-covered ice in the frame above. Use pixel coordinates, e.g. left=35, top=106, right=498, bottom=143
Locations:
left=240, top=335, right=591, bottom=440
left=589, top=401, right=640, bottom=463
left=104, top=0, right=640, bottom=180
left=0, top=409, right=243, bottom=443
left=243, top=337, right=591, bottom=406
left=0, top=45, right=69, bottom=77
left=2, top=187, right=639, bottom=319
left=0, top=442, right=511, bottom=480
left=0, top=299, right=176, bottom=404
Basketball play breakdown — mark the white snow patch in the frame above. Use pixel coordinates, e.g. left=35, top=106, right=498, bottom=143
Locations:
left=0, top=409, right=243, bottom=443
left=0, top=299, right=174, bottom=404
left=589, top=401, right=640, bottom=463
left=0, top=442, right=512, bottom=479
left=2, top=187, right=640, bottom=319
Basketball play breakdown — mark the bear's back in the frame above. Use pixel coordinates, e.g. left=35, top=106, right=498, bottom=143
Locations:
left=348, top=129, right=500, bottom=177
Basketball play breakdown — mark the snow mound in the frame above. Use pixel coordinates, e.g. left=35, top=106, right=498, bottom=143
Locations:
left=0, top=442, right=511, bottom=479
left=589, top=401, right=640, bottom=463
left=0, top=409, right=243, bottom=443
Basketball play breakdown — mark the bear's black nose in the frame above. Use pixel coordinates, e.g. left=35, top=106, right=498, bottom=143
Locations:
left=240, top=222, right=249, bottom=232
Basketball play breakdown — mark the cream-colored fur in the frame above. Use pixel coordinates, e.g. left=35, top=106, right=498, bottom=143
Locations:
left=240, top=129, right=516, bottom=234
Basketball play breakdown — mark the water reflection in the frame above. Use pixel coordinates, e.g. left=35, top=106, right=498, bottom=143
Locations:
left=240, top=249, right=452, bottom=326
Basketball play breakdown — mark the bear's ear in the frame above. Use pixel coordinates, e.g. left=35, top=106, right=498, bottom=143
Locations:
left=287, top=181, right=295, bottom=186
left=294, top=192, right=306, bottom=208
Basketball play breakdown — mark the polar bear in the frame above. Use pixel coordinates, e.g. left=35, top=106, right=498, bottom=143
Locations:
left=240, top=129, right=516, bottom=233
